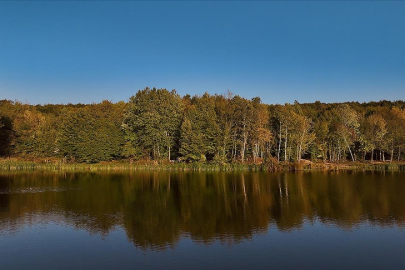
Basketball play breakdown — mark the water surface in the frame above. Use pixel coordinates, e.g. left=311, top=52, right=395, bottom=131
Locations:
left=0, top=171, right=405, bottom=269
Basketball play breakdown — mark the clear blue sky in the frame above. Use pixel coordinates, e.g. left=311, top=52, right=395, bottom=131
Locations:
left=0, top=1, right=404, bottom=105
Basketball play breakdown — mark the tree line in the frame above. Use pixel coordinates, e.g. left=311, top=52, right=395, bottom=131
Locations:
left=1, top=87, right=405, bottom=163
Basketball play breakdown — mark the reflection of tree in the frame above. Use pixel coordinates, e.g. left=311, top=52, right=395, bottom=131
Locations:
left=0, top=172, right=125, bottom=236
left=122, top=173, right=181, bottom=250
left=0, top=175, right=10, bottom=213
left=0, top=171, right=405, bottom=249
left=176, top=172, right=272, bottom=244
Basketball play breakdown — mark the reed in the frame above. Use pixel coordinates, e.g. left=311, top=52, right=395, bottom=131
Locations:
left=0, top=159, right=254, bottom=172
left=1, top=159, right=404, bottom=172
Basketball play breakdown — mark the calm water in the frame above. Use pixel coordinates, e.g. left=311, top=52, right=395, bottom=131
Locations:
left=1, top=171, right=405, bottom=269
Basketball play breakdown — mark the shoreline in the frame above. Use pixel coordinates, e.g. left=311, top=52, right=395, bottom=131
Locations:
left=1, top=159, right=405, bottom=172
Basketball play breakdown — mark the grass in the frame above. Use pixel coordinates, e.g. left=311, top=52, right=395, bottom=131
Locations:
left=0, top=158, right=404, bottom=172
left=0, top=158, right=259, bottom=172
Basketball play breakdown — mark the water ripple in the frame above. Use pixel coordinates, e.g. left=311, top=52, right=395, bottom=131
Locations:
left=0, top=187, right=80, bottom=194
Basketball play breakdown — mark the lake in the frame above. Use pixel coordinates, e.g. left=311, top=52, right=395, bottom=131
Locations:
left=0, top=171, right=405, bottom=269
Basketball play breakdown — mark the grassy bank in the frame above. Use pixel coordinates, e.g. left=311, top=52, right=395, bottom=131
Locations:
left=299, top=162, right=405, bottom=171
left=1, top=158, right=405, bottom=172
left=0, top=159, right=258, bottom=172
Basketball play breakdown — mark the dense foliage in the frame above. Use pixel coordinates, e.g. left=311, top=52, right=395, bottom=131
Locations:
left=1, top=88, right=405, bottom=163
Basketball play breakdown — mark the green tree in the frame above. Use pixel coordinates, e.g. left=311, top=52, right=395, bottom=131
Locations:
left=231, top=96, right=256, bottom=163
left=179, top=117, right=205, bottom=162
left=13, top=109, right=58, bottom=157
left=179, top=93, right=220, bottom=161
left=0, top=115, right=13, bottom=156
left=59, top=101, right=124, bottom=162
left=214, top=93, right=235, bottom=163
left=122, top=88, right=183, bottom=161
left=359, top=113, right=387, bottom=161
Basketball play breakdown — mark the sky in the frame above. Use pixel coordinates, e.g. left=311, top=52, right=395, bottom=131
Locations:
left=0, top=1, right=404, bottom=105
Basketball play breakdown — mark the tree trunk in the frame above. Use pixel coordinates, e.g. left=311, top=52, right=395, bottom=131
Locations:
left=253, top=144, right=256, bottom=163
left=298, top=129, right=305, bottom=162
left=343, top=135, right=355, bottom=162
left=391, top=149, right=394, bottom=163
left=223, top=141, right=226, bottom=159
left=297, top=144, right=301, bottom=162
left=284, top=126, right=288, bottom=162
left=232, top=141, right=235, bottom=160
left=277, top=123, right=282, bottom=162
left=241, top=132, right=247, bottom=163
left=260, top=141, right=264, bottom=159
left=234, top=141, right=237, bottom=160
left=298, top=141, right=302, bottom=162
left=337, top=148, right=340, bottom=161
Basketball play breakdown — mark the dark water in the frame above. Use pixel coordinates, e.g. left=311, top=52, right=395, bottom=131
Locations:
left=0, top=171, right=405, bottom=269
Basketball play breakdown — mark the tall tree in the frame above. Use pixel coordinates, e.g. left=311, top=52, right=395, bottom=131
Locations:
left=13, top=109, right=58, bottom=157
left=250, top=100, right=272, bottom=163
left=122, top=88, right=183, bottom=161
left=59, top=101, right=124, bottom=163
left=214, top=93, right=235, bottom=163
left=179, top=93, right=220, bottom=162
left=332, top=104, right=359, bottom=162
left=384, top=107, right=405, bottom=161
left=231, top=96, right=256, bottom=163
left=359, top=114, right=387, bottom=161
left=179, top=117, right=205, bottom=162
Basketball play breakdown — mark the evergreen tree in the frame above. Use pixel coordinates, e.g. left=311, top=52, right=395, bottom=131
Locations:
left=122, top=88, right=183, bottom=161
left=179, top=117, right=205, bottom=162
left=58, top=101, right=124, bottom=163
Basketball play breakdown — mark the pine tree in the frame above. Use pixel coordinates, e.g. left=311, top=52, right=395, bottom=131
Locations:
left=179, top=117, right=205, bottom=162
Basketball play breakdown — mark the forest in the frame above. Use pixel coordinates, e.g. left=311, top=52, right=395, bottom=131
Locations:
left=1, top=87, right=405, bottom=164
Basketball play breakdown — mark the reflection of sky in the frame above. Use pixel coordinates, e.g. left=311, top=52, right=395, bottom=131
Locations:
left=1, top=220, right=405, bottom=269
left=0, top=1, right=404, bottom=105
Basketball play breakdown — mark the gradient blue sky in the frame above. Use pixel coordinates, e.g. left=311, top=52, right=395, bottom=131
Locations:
left=0, top=1, right=404, bottom=105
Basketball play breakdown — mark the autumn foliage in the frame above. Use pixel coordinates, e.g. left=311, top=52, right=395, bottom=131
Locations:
left=1, top=88, right=405, bottom=164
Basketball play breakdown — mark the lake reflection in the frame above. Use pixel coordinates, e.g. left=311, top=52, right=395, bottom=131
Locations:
left=1, top=171, right=405, bottom=269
